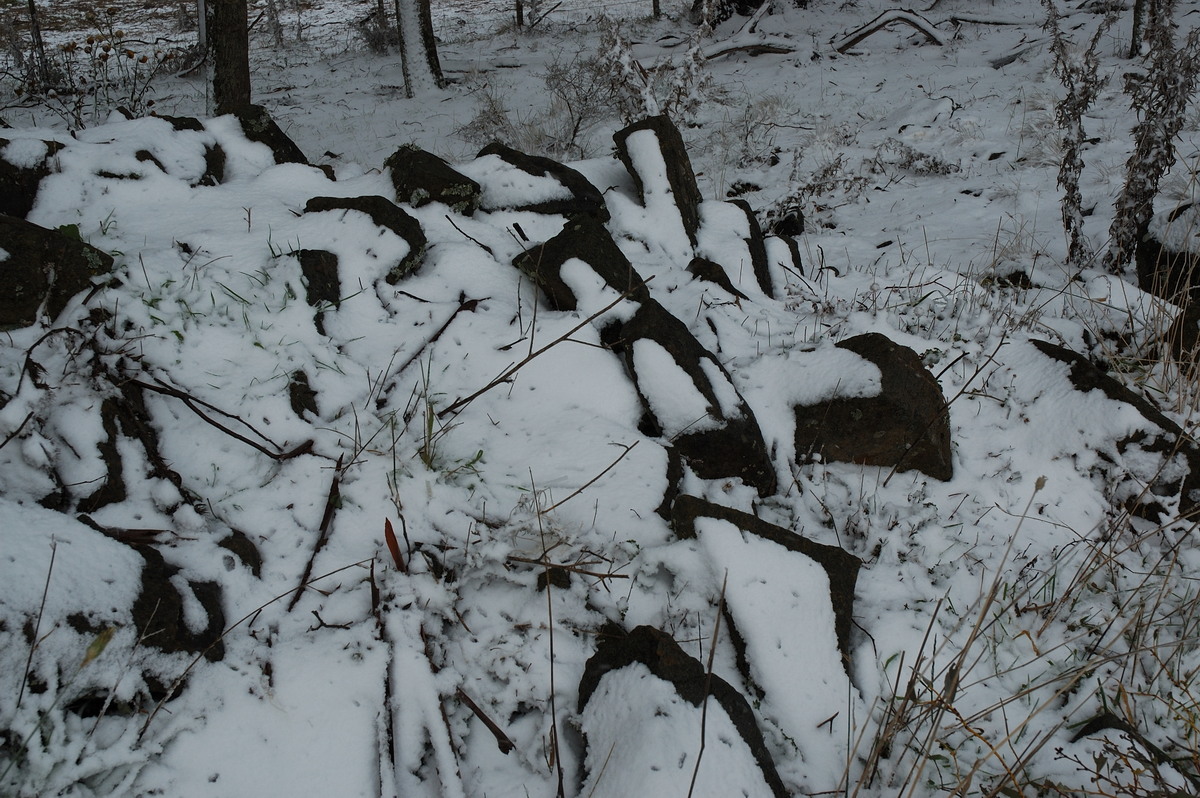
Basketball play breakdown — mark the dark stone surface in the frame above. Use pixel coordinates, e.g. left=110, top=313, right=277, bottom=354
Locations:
left=0, top=137, right=62, bottom=218
left=795, top=332, right=953, bottom=481
left=0, top=214, right=114, bottom=328
left=385, top=145, right=481, bottom=216
left=477, top=141, right=609, bottom=221
left=132, top=547, right=226, bottom=661
left=77, top=398, right=126, bottom=513
left=1031, top=339, right=1200, bottom=517
left=296, top=249, right=339, bottom=335
left=304, top=195, right=426, bottom=283
left=511, top=214, right=650, bottom=311
left=217, top=529, right=263, bottom=577
left=1136, top=205, right=1200, bottom=302
left=228, top=104, right=307, bottom=165
left=578, top=624, right=788, bottom=798
left=686, top=256, right=748, bottom=300
left=619, top=301, right=777, bottom=496
left=727, top=199, right=774, bottom=298
left=613, top=115, right=703, bottom=246
left=288, top=369, right=319, bottom=418
left=671, top=495, right=860, bottom=666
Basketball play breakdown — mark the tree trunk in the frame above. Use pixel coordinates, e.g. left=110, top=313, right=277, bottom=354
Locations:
left=394, top=0, right=443, bottom=97
left=26, top=0, right=50, bottom=87
left=209, top=0, right=251, bottom=113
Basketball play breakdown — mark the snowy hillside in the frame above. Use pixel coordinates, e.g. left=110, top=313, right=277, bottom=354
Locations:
left=4, top=0, right=1200, bottom=796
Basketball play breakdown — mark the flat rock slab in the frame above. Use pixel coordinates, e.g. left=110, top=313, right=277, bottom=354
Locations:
left=304, top=195, right=426, bottom=284
left=228, top=104, right=308, bottom=165
left=511, top=214, right=649, bottom=312
left=621, top=301, right=777, bottom=495
left=795, top=332, right=953, bottom=481
left=1031, top=339, right=1200, bottom=518
left=672, top=495, right=861, bottom=791
left=577, top=624, right=788, bottom=798
left=385, top=145, right=481, bottom=216
left=470, top=142, right=609, bottom=220
left=614, top=115, right=703, bottom=250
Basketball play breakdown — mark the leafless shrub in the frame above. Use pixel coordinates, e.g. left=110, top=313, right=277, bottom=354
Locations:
left=1, top=7, right=185, bottom=129
left=1102, top=0, right=1200, bottom=275
left=1045, top=0, right=1114, bottom=269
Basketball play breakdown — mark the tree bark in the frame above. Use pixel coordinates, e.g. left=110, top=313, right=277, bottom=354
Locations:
left=394, top=0, right=443, bottom=96
left=209, top=0, right=251, bottom=113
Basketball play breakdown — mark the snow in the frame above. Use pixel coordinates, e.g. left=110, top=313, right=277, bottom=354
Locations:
left=3, top=0, right=1200, bottom=796
left=578, top=663, right=776, bottom=798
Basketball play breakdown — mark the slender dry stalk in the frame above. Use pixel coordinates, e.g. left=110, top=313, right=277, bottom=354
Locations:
left=686, top=572, right=727, bottom=798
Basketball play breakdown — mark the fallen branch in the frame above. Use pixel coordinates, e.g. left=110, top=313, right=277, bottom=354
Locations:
left=130, top=377, right=313, bottom=461
left=541, top=441, right=639, bottom=514
left=392, top=295, right=484, bottom=382
left=455, top=687, right=515, bottom=755
left=832, top=8, right=945, bottom=54
left=703, top=40, right=795, bottom=60
left=506, top=554, right=629, bottom=581
left=287, top=454, right=344, bottom=611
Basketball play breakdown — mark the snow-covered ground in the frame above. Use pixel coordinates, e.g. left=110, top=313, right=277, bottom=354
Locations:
left=5, top=0, right=1200, bottom=796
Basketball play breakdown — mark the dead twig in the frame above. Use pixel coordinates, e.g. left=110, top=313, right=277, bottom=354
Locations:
left=130, top=377, right=313, bottom=461
left=287, top=455, right=344, bottom=611
left=139, top=557, right=373, bottom=739
left=455, top=687, right=516, bottom=755
left=438, top=279, right=652, bottom=420
left=541, top=441, right=639, bottom=514
left=686, top=572, right=728, bottom=798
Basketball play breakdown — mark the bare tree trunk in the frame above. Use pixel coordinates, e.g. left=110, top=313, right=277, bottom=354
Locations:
left=26, top=0, right=50, bottom=87
left=210, top=0, right=251, bottom=113
left=394, top=0, right=442, bottom=97
left=516, top=0, right=524, bottom=27
left=1129, top=0, right=1147, bottom=57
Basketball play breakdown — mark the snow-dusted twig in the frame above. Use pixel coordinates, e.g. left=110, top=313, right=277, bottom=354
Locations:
left=286, top=454, right=344, bottom=612
left=437, top=278, right=653, bottom=420
left=130, top=377, right=314, bottom=461
left=139, top=557, right=375, bottom=740
left=686, top=572, right=727, bottom=798
left=540, top=441, right=639, bottom=514
left=832, top=9, right=945, bottom=54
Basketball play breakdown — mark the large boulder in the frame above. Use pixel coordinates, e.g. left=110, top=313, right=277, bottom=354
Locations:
left=726, top=199, right=774, bottom=298
left=671, top=495, right=862, bottom=791
left=614, top=115, right=703, bottom=249
left=0, top=215, right=114, bottom=328
left=794, top=332, right=953, bottom=481
left=671, top=496, right=860, bottom=664
left=511, top=214, right=649, bottom=311
left=1134, top=203, right=1200, bottom=303
left=228, top=104, right=308, bottom=165
left=619, top=301, right=777, bottom=495
left=385, top=145, right=481, bottom=215
left=474, top=142, right=609, bottom=221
